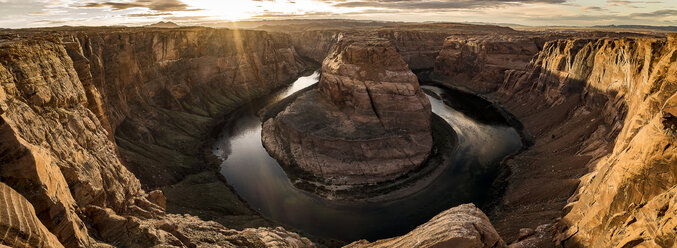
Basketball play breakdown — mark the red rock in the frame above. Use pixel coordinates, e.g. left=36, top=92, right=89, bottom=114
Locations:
left=262, top=36, right=433, bottom=185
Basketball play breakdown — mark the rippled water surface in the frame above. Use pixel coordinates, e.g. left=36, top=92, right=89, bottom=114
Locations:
left=213, top=72, right=522, bottom=241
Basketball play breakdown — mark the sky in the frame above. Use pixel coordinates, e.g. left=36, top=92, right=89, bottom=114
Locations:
left=0, top=0, right=675, bottom=28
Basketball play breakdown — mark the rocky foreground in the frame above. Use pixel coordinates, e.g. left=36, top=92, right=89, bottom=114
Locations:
left=262, top=35, right=433, bottom=185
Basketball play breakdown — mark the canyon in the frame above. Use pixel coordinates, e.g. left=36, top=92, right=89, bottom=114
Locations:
left=0, top=22, right=674, bottom=248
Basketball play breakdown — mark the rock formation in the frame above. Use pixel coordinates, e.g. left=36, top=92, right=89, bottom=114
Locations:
left=434, top=36, right=541, bottom=93
left=60, top=27, right=307, bottom=226
left=0, top=182, right=64, bottom=248
left=540, top=36, right=676, bottom=248
left=346, top=204, right=506, bottom=248
left=433, top=32, right=649, bottom=93
left=484, top=35, right=676, bottom=246
left=0, top=28, right=311, bottom=247
left=281, top=23, right=521, bottom=71
left=262, top=36, right=433, bottom=185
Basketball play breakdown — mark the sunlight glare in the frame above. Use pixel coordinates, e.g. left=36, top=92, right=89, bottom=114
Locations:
left=183, top=0, right=259, bottom=20
left=182, top=0, right=336, bottom=20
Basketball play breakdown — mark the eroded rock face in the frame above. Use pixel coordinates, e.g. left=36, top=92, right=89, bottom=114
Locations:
left=547, top=37, right=676, bottom=248
left=286, top=24, right=521, bottom=71
left=488, top=35, right=676, bottom=247
left=0, top=182, right=64, bottom=248
left=0, top=29, right=312, bottom=247
left=319, top=36, right=432, bottom=132
left=434, top=36, right=540, bottom=93
left=262, top=36, right=433, bottom=185
left=61, top=28, right=306, bottom=188
left=345, top=204, right=506, bottom=248
left=433, top=32, right=652, bottom=94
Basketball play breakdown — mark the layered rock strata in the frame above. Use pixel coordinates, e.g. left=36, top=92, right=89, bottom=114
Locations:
left=434, top=36, right=541, bottom=93
left=281, top=23, right=521, bottom=71
left=262, top=36, right=433, bottom=185
left=59, top=27, right=307, bottom=227
left=0, top=182, right=64, bottom=248
left=346, top=204, right=506, bottom=248
left=485, top=35, right=676, bottom=246
left=0, top=28, right=311, bottom=247
left=433, top=32, right=653, bottom=93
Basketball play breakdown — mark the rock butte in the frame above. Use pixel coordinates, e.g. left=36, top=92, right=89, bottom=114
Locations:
left=0, top=22, right=674, bottom=248
left=262, top=35, right=433, bottom=185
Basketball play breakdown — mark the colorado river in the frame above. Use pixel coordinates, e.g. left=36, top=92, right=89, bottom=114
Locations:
left=213, top=71, right=522, bottom=241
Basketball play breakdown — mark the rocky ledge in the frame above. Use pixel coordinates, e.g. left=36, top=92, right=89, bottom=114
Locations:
left=347, top=204, right=506, bottom=248
left=262, top=35, right=433, bottom=186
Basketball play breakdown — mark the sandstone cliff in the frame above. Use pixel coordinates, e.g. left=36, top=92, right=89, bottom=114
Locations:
left=346, top=204, right=506, bottom=248
left=434, top=36, right=541, bottom=93
left=0, top=28, right=312, bottom=247
left=59, top=27, right=309, bottom=228
left=284, top=23, right=518, bottom=71
left=486, top=35, right=676, bottom=246
left=433, top=32, right=654, bottom=94
left=262, top=36, right=433, bottom=186
left=62, top=28, right=305, bottom=187
left=0, top=182, right=64, bottom=248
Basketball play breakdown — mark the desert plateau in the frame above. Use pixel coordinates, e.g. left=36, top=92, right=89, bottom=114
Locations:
left=0, top=0, right=675, bottom=247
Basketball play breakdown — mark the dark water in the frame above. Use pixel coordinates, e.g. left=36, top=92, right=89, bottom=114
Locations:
left=213, top=72, right=522, bottom=242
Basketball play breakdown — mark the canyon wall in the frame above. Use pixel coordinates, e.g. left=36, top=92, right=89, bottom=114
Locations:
left=284, top=24, right=515, bottom=71
left=62, top=28, right=309, bottom=227
left=434, top=36, right=541, bottom=93
left=63, top=28, right=306, bottom=187
left=433, top=32, right=649, bottom=94
left=0, top=28, right=311, bottom=247
left=487, top=35, right=676, bottom=246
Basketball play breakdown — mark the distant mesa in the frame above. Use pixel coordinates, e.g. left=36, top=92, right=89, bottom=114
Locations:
left=262, top=35, right=434, bottom=186
left=144, top=21, right=180, bottom=28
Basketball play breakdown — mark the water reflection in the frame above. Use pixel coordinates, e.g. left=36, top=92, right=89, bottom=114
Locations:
left=213, top=73, right=522, bottom=242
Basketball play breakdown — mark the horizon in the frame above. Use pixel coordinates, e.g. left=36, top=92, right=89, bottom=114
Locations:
left=1, top=0, right=676, bottom=29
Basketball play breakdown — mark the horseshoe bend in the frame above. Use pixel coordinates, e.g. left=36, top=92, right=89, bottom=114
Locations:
left=261, top=35, right=434, bottom=187
left=0, top=15, right=676, bottom=248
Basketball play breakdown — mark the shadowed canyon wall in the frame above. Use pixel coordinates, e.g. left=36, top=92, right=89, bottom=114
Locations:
left=485, top=35, right=676, bottom=247
left=432, top=32, right=649, bottom=94
left=0, top=28, right=312, bottom=247
left=357, top=32, right=675, bottom=247
left=63, top=28, right=306, bottom=187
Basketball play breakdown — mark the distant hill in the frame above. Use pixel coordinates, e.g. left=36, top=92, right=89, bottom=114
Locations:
left=144, top=21, right=180, bottom=28
left=593, top=25, right=677, bottom=32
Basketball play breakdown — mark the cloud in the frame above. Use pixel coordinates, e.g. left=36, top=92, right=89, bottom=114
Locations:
left=629, top=9, right=677, bottom=17
left=328, top=0, right=568, bottom=10
left=606, top=0, right=663, bottom=8
left=79, top=0, right=201, bottom=12
left=581, top=6, right=604, bottom=11
left=126, top=12, right=172, bottom=17
left=253, top=10, right=335, bottom=18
